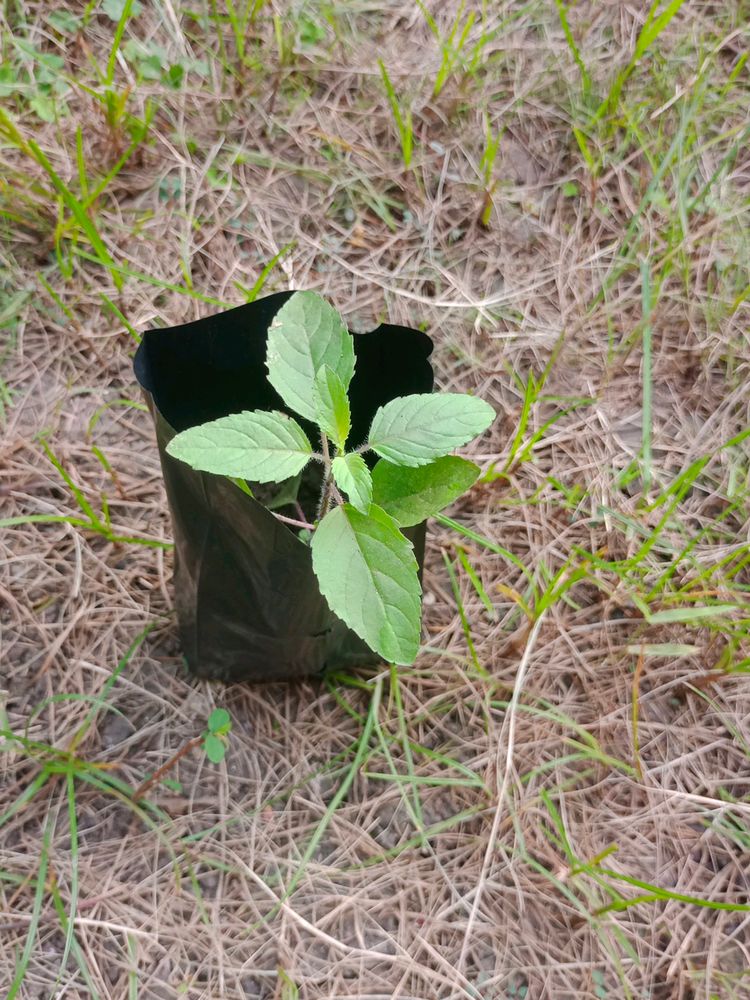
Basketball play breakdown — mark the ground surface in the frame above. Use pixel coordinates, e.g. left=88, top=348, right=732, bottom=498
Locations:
left=2, top=2, right=750, bottom=998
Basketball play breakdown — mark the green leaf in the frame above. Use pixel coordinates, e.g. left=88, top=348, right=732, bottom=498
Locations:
left=165, top=63, right=184, bottom=88
left=166, top=410, right=312, bottom=483
left=367, top=393, right=495, bottom=467
left=29, top=94, right=58, bottom=122
left=372, top=456, right=480, bottom=526
left=313, top=365, right=351, bottom=449
left=207, top=708, right=231, bottom=734
left=332, top=454, right=372, bottom=513
left=102, top=0, right=142, bottom=20
left=311, top=503, right=421, bottom=665
left=266, top=291, right=355, bottom=421
left=48, top=11, right=82, bottom=33
left=263, top=471, right=302, bottom=511
left=203, top=734, right=226, bottom=764
left=299, top=16, right=326, bottom=46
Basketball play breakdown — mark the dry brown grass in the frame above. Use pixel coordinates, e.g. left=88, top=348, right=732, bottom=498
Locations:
left=2, top=1, right=750, bottom=997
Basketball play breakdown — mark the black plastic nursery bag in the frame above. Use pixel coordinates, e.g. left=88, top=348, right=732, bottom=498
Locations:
left=134, top=291, right=434, bottom=682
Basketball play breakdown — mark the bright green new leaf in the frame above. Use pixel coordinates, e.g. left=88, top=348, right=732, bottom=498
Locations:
left=207, top=708, right=231, bottom=734
left=311, top=503, right=421, bottom=665
left=204, top=734, right=226, bottom=764
left=332, top=453, right=372, bottom=513
left=313, top=365, right=351, bottom=449
left=266, top=291, right=355, bottom=421
left=367, top=393, right=495, bottom=467
left=371, top=455, right=480, bottom=526
left=166, top=410, right=312, bottom=483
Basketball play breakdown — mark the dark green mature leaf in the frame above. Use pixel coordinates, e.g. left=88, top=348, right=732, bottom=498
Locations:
left=372, top=456, right=480, bottom=526
left=266, top=291, right=355, bottom=421
left=166, top=410, right=312, bottom=482
left=332, top=453, right=372, bottom=513
left=367, top=393, right=495, bottom=466
left=313, top=365, right=351, bottom=449
left=311, top=503, right=421, bottom=665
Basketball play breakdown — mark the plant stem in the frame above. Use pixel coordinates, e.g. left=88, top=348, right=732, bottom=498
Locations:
left=273, top=512, right=316, bottom=531
left=133, top=734, right=204, bottom=801
left=317, top=432, right=335, bottom=519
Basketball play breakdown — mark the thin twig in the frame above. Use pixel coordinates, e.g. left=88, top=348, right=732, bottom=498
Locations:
left=132, top=735, right=203, bottom=801
left=456, top=608, right=549, bottom=975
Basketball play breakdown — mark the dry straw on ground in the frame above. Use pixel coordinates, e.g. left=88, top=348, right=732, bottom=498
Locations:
left=1, top=1, right=750, bottom=998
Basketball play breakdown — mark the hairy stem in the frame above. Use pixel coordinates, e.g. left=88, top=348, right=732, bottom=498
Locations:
left=273, top=511, right=316, bottom=531
left=133, top=734, right=204, bottom=801
left=316, top=432, right=335, bottom=519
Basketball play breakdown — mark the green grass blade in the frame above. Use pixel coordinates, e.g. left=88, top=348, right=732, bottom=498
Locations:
left=595, top=865, right=750, bottom=913
left=281, top=678, right=382, bottom=903
left=443, top=551, right=489, bottom=678
left=640, top=260, right=653, bottom=494
left=379, top=60, right=412, bottom=168
left=25, top=139, right=123, bottom=290
left=48, top=879, right=101, bottom=998
left=234, top=240, right=296, bottom=302
left=59, top=772, right=80, bottom=975
left=6, top=812, right=52, bottom=1000
left=554, top=0, right=591, bottom=97
left=106, top=0, right=136, bottom=84
left=99, top=292, right=140, bottom=343
left=456, top=546, right=496, bottom=618
left=0, top=771, right=49, bottom=831
left=69, top=623, right=156, bottom=752
left=435, top=513, right=536, bottom=588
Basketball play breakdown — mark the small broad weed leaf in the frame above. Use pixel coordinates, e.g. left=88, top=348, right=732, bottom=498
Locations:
left=166, top=410, right=312, bottom=483
left=311, top=502, right=421, bottom=665
left=29, top=94, right=58, bottom=123
left=103, top=0, right=143, bottom=20
left=299, top=16, right=326, bottom=46
left=313, top=365, right=351, bottom=450
left=331, top=453, right=372, bottom=513
left=367, top=393, right=495, bottom=467
left=47, top=10, right=81, bottom=33
left=203, top=733, right=226, bottom=764
left=266, top=291, right=355, bottom=422
left=207, top=708, right=231, bottom=735
left=371, top=456, right=480, bottom=526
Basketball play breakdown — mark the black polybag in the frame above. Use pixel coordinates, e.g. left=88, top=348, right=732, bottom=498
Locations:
left=134, top=292, right=434, bottom=682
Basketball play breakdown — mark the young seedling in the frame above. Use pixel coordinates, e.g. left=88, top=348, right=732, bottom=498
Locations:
left=133, top=708, right=232, bottom=800
left=166, top=291, right=495, bottom=666
left=203, top=708, right=232, bottom=763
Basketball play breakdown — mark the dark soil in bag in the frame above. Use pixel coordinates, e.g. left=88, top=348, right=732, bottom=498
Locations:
left=134, top=291, right=433, bottom=682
